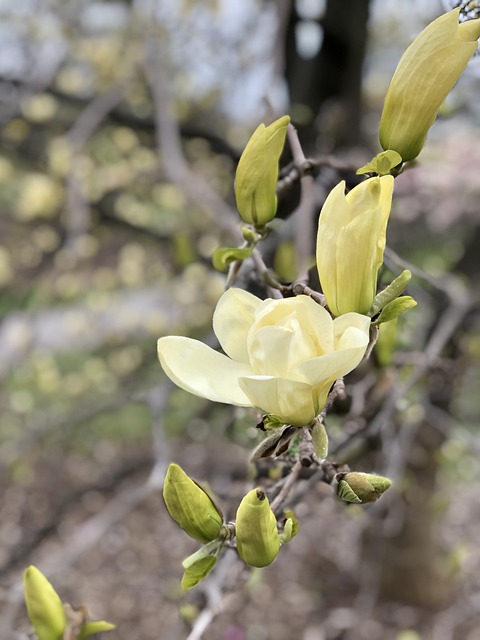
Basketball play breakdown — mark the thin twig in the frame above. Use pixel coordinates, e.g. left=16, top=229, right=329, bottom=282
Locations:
left=251, top=248, right=283, bottom=298
left=269, top=460, right=303, bottom=514
left=332, top=292, right=473, bottom=458
left=286, top=124, right=317, bottom=279
left=65, top=75, right=135, bottom=247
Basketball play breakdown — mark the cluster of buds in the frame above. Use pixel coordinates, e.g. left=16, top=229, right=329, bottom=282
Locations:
left=163, top=464, right=297, bottom=588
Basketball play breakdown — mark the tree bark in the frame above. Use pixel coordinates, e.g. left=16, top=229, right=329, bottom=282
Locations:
left=284, top=0, right=371, bottom=153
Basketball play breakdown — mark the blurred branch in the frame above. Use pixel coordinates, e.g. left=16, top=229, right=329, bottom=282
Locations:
left=0, top=281, right=196, bottom=381
left=1, top=389, right=170, bottom=637
left=333, top=289, right=474, bottom=460
left=185, top=552, right=243, bottom=640
left=143, top=41, right=241, bottom=243
left=286, top=123, right=316, bottom=279
left=65, top=75, right=136, bottom=248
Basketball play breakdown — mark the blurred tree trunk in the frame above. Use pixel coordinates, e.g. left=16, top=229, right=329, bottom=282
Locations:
left=362, top=239, right=479, bottom=608
left=284, top=0, right=371, bottom=153
left=373, top=376, right=455, bottom=607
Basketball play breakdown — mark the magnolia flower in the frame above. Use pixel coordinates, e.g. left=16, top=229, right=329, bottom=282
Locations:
left=235, top=115, right=290, bottom=226
left=316, top=176, right=394, bottom=317
left=158, top=289, right=370, bottom=427
left=379, top=8, right=480, bottom=162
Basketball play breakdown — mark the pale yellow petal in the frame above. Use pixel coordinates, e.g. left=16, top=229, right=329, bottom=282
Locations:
left=316, top=181, right=350, bottom=316
left=213, top=288, right=261, bottom=363
left=294, top=340, right=368, bottom=388
left=158, top=336, right=253, bottom=406
left=239, top=375, right=318, bottom=426
left=332, top=312, right=371, bottom=345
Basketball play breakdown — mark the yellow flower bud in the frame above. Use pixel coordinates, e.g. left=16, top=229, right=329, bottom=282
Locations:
left=235, top=116, right=290, bottom=226
left=23, top=566, right=66, bottom=640
left=316, top=176, right=394, bottom=317
left=235, top=488, right=280, bottom=567
left=163, top=463, right=223, bottom=543
left=379, top=9, right=480, bottom=161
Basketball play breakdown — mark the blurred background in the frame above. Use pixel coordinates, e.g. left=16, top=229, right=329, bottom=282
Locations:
left=1, top=0, right=480, bottom=638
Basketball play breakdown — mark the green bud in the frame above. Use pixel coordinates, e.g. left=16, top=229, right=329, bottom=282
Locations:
left=356, top=150, right=403, bottom=176
left=235, top=116, right=290, bottom=226
left=369, top=269, right=412, bottom=317
left=374, top=296, right=417, bottom=325
left=337, top=472, right=392, bottom=504
left=23, top=566, right=66, bottom=640
left=283, top=510, right=299, bottom=539
left=281, top=518, right=294, bottom=544
left=235, top=489, right=280, bottom=568
left=212, top=246, right=253, bottom=272
left=240, top=226, right=261, bottom=243
left=311, top=420, right=328, bottom=460
left=163, top=463, right=223, bottom=543
left=280, top=510, right=299, bottom=545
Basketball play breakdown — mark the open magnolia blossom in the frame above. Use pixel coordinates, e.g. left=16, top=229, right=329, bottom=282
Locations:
left=316, top=176, right=394, bottom=317
left=158, top=289, right=371, bottom=427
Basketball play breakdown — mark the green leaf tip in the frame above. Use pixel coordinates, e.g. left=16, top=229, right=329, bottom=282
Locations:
left=357, top=150, right=403, bottom=176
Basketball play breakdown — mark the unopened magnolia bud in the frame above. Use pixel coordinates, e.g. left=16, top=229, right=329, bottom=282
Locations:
left=235, top=489, right=280, bottom=568
left=163, top=463, right=223, bottom=543
left=316, top=176, right=394, bottom=317
left=235, top=116, right=290, bottom=227
left=337, top=472, right=392, bottom=504
left=379, top=9, right=480, bottom=161
left=23, top=566, right=66, bottom=640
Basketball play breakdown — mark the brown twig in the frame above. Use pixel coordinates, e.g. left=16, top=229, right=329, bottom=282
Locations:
left=286, top=124, right=317, bottom=279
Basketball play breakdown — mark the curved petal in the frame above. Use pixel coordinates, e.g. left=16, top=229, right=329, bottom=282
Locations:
left=249, top=321, right=318, bottom=377
left=213, top=288, right=262, bottom=363
left=335, top=178, right=393, bottom=315
left=335, top=325, right=370, bottom=352
left=294, top=342, right=368, bottom=386
left=239, top=375, right=318, bottom=426
left=158, top=336, right=253, bottom=406
left=333, top=313, right=371, bottom=346
left=296, top=295, right=334, bottom=354
left=248, top=325, right=297, bottom=377
left=252, top=295, right=333, bottom=356
left=294, top=314, right=369, bottom=384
